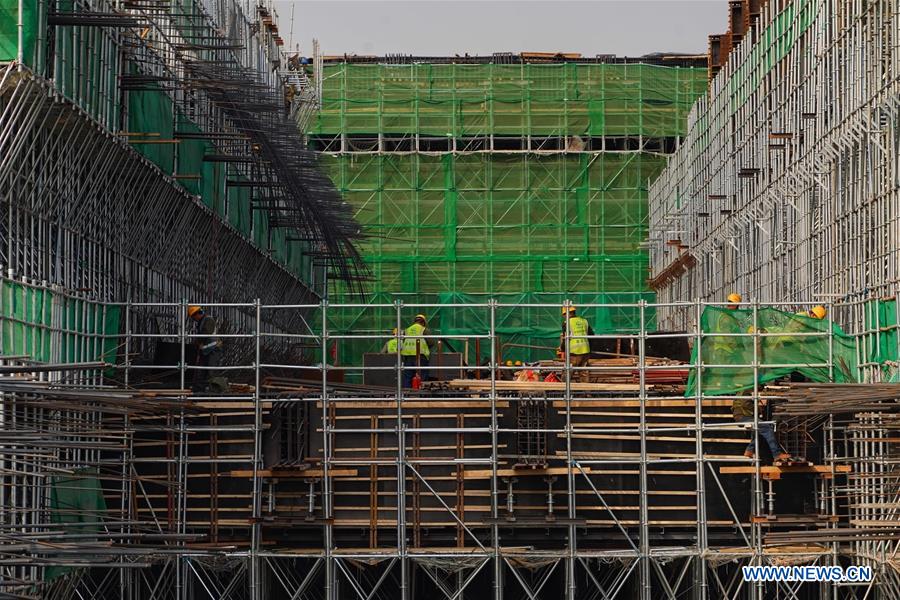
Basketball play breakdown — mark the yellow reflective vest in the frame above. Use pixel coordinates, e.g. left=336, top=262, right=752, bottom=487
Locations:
left=386, top=338, right=398, bottom=354
left=566, top=316, right=590, bottom=355
left=401, top=323, right=429, bottom=357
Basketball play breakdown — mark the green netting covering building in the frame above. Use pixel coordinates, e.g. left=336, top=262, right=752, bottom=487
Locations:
left=309, top=60, right=708, bottom=366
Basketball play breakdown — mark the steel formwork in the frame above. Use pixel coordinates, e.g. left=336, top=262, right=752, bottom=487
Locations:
left=5, top=295, right=894, bottom=599
left=647, top=0, right=900, bottom=336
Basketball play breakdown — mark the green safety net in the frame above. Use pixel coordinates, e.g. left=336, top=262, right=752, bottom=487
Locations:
left=45, top=469, right=108, bottom=581
left=325, top=291, right=654, bottom=373
left=125, top=81, right=310, bottom=276
left=312, top=62, right=708, bottom=370
left=127, top=75, right=176, bottom=172
left=0, top=279, right=120, bottom=364
left=729, top=0, right=819, bottom=112
left=313, top=63, right=708, bottom=138
left=686, top=306, right=858, bottom=396
left=863, top=297, right=899, bottom=380
left=319, top=152, right=671, bottom=296
left=0, top=0, right=36, bottom=63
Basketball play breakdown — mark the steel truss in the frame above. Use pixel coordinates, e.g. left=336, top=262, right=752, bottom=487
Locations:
left=4, top=297, right=895, bottom=598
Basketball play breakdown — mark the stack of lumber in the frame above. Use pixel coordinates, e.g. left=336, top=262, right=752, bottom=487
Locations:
left=535, top=356, right=689, bottom=385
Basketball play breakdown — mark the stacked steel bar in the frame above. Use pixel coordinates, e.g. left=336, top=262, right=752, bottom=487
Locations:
left=0, top=371, right=191, bottom=598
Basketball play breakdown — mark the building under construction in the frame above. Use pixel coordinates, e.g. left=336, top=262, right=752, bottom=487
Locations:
left=2, top=0, right=900, bottom=599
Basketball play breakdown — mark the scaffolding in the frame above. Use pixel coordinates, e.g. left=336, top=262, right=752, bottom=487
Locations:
left=308, top=61, right=708, bottom=366
left=647, top=0, right=900, bottom=336
left=0, top=0, right=365, bottom=327
left=4, top=293, right=898, bottom=599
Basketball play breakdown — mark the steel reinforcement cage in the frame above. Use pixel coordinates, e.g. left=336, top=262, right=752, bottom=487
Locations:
left=647, top=0, right=900, bottom=338
left=3, top=295, right=898, bottom=599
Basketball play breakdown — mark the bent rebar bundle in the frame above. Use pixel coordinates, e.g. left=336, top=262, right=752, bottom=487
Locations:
left=184, top=58, right=367, bottom=289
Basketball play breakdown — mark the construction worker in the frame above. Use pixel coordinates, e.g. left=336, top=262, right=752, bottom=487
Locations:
left=400, top=314, right=434, bottom=387
left=559, top=306, right=593, bottom=378
left=381, top=328, right=399, bottom=354
left=768, top=305, right=827, bottom=352
left=706, top=293, right=746, bottom=360
left=799, top=305, right=827, bottom=320
left=726, top=292, right=742, bottom=310
left=735, top=396, right=790, bottom=462
left=187, top=305, right=227, bottom=394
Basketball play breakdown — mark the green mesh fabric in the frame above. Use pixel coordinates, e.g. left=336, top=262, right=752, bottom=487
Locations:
left=319, top=152, right=670, bottom=295
left=313, top=63, right=708, bottom=138
left=729, top=0, right=820, bottom=112
left=0, top=0, right=36, bottom=63
left=0, top=280, right=120, bottom=364
left=862, top=298, right=899, bottom=380
left=326, top=291, right=653, bottom=372
left=45, top=469, right=108, bottom=581
left=686, top=306, right=858, bottom=396
left=312, top=62, right=708, bottom=361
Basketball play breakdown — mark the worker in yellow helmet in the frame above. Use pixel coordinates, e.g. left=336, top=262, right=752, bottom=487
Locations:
left=559, top=306, right=593, bottom=380
left=799, top=305, right=827, bottom=320
left=707, top=293, right=745, bottom=358
left=187, top=305, right=227, bottom=394
left=382, top=328, right=399, bottom=354
left=400, top=314, right=434, bottom=387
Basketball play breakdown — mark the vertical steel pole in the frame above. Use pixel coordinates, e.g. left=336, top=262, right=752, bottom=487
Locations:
left=321, top=297, right=334, bottom=600
left=638, top=300, right=650, bottom=600
left=250, top=300, right=262, bottom=600
left=398, top=300, right=408, bottom=600
left=176, top=299, right=186, bottom=600
left=566, top=306, right=576, bottom=600
left=694, top=299, right=708, bottom=599
left=490, top=299, right=501, bottom=600
left=751, top=301, right=762, bottom=600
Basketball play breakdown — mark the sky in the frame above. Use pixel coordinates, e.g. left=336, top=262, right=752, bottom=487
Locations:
left=272, top=1, right=729, bottom=58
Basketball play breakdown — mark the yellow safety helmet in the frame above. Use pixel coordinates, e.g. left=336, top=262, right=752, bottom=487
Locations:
left=392, top=328, right=398, bottom=335
left=514, top=360, right=522, bottom=366
left=414, top=313, right=427, bottom=322
left=505, top=360, right=513, bottom=367
left=562, top=306, right=576, bottom=315
left=727, top=293, right=742, bottom=304
left=187, top=305, right=203, bottom=318
left=810, top=305, right=826, bottom=319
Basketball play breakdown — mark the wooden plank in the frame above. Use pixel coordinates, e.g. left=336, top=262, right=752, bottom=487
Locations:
left=317, top=401, right=510, bottom=409
left=562, top=450, right=741, bottom=459
left=228, top=469, right=358, bottom=478
left=567, top=411, right=732, bottom=419
left=562, top=433, right=747, bottom=444
left=554, top=399, right=732, bottom=408
left=195, top=402, right=273, bottom=409
left=444, top=379, right=646, bottom=392
left=720, top=465, right=851, bottom=480
left=463, top=466, right=593, bottom=479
